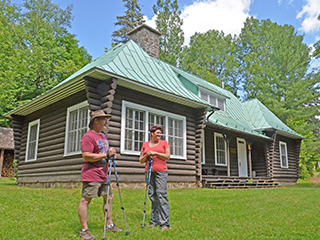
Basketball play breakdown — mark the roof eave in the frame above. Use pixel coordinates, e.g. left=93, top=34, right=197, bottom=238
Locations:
left=257, top=127, right=305, bottom=140
left=207, top=122, right=272, bottom=141
left=5, top=67, right=213, bottom=118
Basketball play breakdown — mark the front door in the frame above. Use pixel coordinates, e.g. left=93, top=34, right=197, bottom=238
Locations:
left=237, top=138, right=248, bottom=177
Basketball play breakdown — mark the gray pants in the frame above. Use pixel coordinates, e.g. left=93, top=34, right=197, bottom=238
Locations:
left=146, top=171, right=170, bottom=227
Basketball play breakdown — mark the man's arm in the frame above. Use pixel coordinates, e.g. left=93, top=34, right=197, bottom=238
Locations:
left=82, top=147, right=117, bottom=162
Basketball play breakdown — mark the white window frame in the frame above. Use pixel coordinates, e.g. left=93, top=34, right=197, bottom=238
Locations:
left=279, top=141, right=288, bottom=168
left=64, top=101, right=89, bottom=156
left=199, top=89, right=226, bottom=112
left=121, top=101, right=187, bottom=159
left=214, top=132, right=227, bottom=166
left=25, top=119, right=40, bottom=162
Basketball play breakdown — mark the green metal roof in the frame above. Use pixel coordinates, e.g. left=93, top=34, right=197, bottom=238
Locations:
left=208, top=89, right=271, bottom=139
left=6, top=40, right=214, bottom=117
left=54, top=40, right=215, bottom=107
left=172, top=66, right=229, bottom=99
left=5, top=38, right=304, bottom=141
left=242, top=99, right=304, bottom=139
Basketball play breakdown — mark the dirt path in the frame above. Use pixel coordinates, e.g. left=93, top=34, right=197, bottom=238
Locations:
left=309, top=177, right=320, bottom=183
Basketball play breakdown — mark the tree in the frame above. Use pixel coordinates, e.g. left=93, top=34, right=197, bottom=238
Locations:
left=153, top=0, right=184, bottom=66
left=238, top=17, right=320, bottom=178
left=0, top=0, right=91, bottom=127
left=112, top=0, right=145, bottom=44
left=313, top=14, right=320, bottom=59
left=180, top=30, right=241, bottom=94
left=239, top=17, right=320, bottom=123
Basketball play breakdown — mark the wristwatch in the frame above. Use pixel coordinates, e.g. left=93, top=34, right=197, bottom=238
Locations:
left=106, top=150, right=110, bottom=160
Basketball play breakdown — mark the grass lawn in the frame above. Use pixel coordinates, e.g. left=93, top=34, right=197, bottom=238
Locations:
left=1, top=178, right=320, bottom=240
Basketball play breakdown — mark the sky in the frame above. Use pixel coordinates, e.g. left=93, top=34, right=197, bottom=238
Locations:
left=11, top=0, right=320, bottom=66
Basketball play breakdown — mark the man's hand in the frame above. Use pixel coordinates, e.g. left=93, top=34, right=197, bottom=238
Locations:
left=109, top=147, right=117, bottom=159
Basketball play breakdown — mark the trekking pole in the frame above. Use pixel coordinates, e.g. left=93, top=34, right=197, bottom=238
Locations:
left=113, top=157, right=130, bottom=235
left=141, top=157, right=153, bottom=229
left=102, top=159, right=113, bottom=240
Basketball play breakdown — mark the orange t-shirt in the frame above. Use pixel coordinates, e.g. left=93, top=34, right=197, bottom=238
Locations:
left=141, top=140, right=170, bottom=172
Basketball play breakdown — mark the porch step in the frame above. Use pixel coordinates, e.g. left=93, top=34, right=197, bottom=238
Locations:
left=202, top=176, right=279, bottom=189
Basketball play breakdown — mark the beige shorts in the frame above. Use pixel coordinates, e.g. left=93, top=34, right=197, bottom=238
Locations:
left=82, top=181, right=113, bottom=199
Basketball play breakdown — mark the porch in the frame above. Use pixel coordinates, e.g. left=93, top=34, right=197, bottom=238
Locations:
left=202, top=175, right=279, bottom=189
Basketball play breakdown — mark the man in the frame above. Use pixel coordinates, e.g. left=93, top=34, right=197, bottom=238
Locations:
left=78, top=110, right=123, bottom=240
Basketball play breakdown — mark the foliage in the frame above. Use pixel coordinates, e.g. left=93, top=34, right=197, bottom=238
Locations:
left=1, top=178, right=320, bottom=239
left=238, top=17, right=320, bottom=178
left=0, top=0, right=91, bottom=127
left=180, top=30, right=240, bottom=94
left=313, top=14, right=320, bottom=59
left=287, top=119, right=320, bottom=179
left=153, top=0, right=184, bottom=66
left=238, top=17, right=320, bottom=123
left=180, top=17, right=320, bottom=178
left=112, top=0, right=145, bottom=44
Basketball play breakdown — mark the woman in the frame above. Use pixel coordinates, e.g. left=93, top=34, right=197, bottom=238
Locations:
left=139, top=125, right=171, bottom=231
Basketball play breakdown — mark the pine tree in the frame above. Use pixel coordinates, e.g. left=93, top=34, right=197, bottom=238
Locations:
left=153, top=0, right=184, bottom=66
left=112, top=0, right=145, bottom=44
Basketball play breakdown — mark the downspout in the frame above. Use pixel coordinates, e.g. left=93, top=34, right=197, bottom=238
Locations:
left=206, top=106, right=219, bottom=122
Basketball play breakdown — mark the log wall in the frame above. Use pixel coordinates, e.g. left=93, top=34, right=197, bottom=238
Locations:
left=15, top=77, right=207, bottom=186
left=251, top=141, right=267, bottom=177
left=16, top=90, right=87, bottom=183
left=11, top=114, right=23, bottom=163
left=203, top=125, right=269, bottom=177
left=270, top=134, right=301, bottom=182
left=104, top=82, right=206, bottom=183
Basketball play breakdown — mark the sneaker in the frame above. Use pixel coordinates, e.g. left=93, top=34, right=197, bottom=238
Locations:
left=160, top=225, right=170, bottom=231
left=79, top=229, right=95, bottom=239
left=106, top=224, right=123, bottom=233
left=148, top=223, right=157, bottom=228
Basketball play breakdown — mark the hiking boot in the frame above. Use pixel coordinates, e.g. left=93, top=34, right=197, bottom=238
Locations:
left=79, top=229, right=95, bottom=239
left=160, top=225, right=170, bottom=231
left=106, top=224, right=123, bottom=233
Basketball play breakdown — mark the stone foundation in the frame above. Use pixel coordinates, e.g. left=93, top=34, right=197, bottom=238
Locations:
left=18, top=181, right=199, bottom=189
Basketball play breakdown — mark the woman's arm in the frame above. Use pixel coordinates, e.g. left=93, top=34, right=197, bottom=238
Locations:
left=148, top=147, right=170, bottom=161
left=139, top=151, right=148, bottom=164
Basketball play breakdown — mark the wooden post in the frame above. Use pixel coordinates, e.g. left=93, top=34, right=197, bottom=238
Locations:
left=0, top=149, right=4, bottom=178
left=248, top=143, right=252, bottom=177
left=223, top=134, right=232, bottom=177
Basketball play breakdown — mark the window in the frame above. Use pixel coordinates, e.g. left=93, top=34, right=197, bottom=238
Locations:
left=26, top=119, right=40, bottom=161
left=279, top=141, right=288, bottom=168
left=214, top=133, right=227, bottom=166
left=64, top=101, right=89, bottom=156
left=199, top=90, right=225, bottom=112
left=121, top=101, right=186, bottom=159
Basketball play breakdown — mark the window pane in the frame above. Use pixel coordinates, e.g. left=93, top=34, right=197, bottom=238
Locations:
left=125, top=109, right=145, bottom=151
left=209, top=96, right=217, bottom=105
left=168, top=118, right=183, bottom=156
left=216, top=135, right=226, bottom=165
left=148, top=113, right=165, bottom=140
left=28, top=142, right=36, bottom=160
left=200, top=91, right=208, bottom=101
left=67, top=106, right=88, bottom=154
left=218, top=98, right=225, bottom=111
left=27, top=122, right=39, bottom=160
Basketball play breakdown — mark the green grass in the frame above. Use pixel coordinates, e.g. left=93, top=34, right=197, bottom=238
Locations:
left=1, top=178, right=320, bottom=240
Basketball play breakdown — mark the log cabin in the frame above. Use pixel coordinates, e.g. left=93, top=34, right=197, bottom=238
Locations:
left=0, top=127, right=14, bottom=177
left=5, top=24, right=304, bottom=188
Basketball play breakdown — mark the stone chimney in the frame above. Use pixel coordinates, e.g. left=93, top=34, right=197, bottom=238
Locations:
left=127, top=24, right=161, bottom=59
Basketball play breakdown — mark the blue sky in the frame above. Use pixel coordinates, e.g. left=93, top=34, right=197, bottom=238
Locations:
left=11, top=0, right=320, bottom=63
